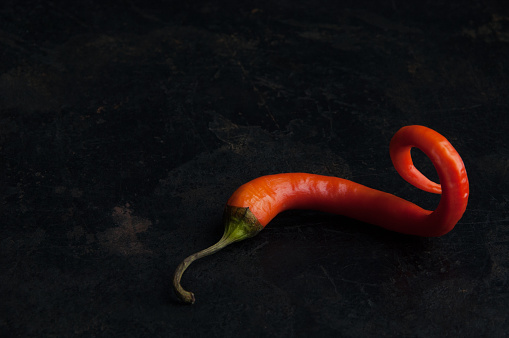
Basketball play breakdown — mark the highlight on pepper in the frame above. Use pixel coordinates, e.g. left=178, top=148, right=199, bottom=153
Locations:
left=172, top=125, right=469, bottom=304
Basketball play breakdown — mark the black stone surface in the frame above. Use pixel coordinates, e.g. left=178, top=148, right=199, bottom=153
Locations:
left=1, top=1, right=508, bottom=336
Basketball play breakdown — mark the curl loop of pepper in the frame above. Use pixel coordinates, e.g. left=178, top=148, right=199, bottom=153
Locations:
left=173, top=125, right=469, bottom=304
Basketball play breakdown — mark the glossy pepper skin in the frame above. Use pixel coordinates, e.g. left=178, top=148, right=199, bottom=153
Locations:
left=228, top=125, right=469, bottom=237
left=173, top=125, right=469, bottom=303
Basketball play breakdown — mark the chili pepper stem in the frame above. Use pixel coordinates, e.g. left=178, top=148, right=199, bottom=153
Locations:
left=172, top=238, right=231, bottom=304
left=173, top=206, right=264, bottom=304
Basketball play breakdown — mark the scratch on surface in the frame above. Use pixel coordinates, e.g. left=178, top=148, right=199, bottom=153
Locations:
left=218, top=34, right=281, bottom=130
left=247, top=241, right=269, bottom=256
left=320, top=265, right=339, bottom=296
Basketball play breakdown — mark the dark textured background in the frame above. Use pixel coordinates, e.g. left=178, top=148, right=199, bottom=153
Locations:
left=1, top=0, right=508, bottom=336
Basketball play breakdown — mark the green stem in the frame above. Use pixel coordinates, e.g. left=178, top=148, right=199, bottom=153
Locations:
left=172, top=206, right=264, bottom=304
left=172, top=237, right=232, bottom=304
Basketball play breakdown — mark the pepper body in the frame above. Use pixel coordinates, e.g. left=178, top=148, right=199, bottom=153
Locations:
left=227, top=125, right=469, bottom=237
left=227, top=173, right=431, bottom=234
left=173, top=125, right=470, bottom=303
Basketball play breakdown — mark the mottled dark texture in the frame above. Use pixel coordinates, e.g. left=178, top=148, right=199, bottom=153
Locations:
left=1, top=0, right=508, bottom=336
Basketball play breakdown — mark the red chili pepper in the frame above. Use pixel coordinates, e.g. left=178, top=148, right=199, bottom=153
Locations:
left=173, top=125, right=469, bottom=304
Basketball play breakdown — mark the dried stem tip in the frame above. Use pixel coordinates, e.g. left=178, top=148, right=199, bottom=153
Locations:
left=172, top=206, right=264, bottom=304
